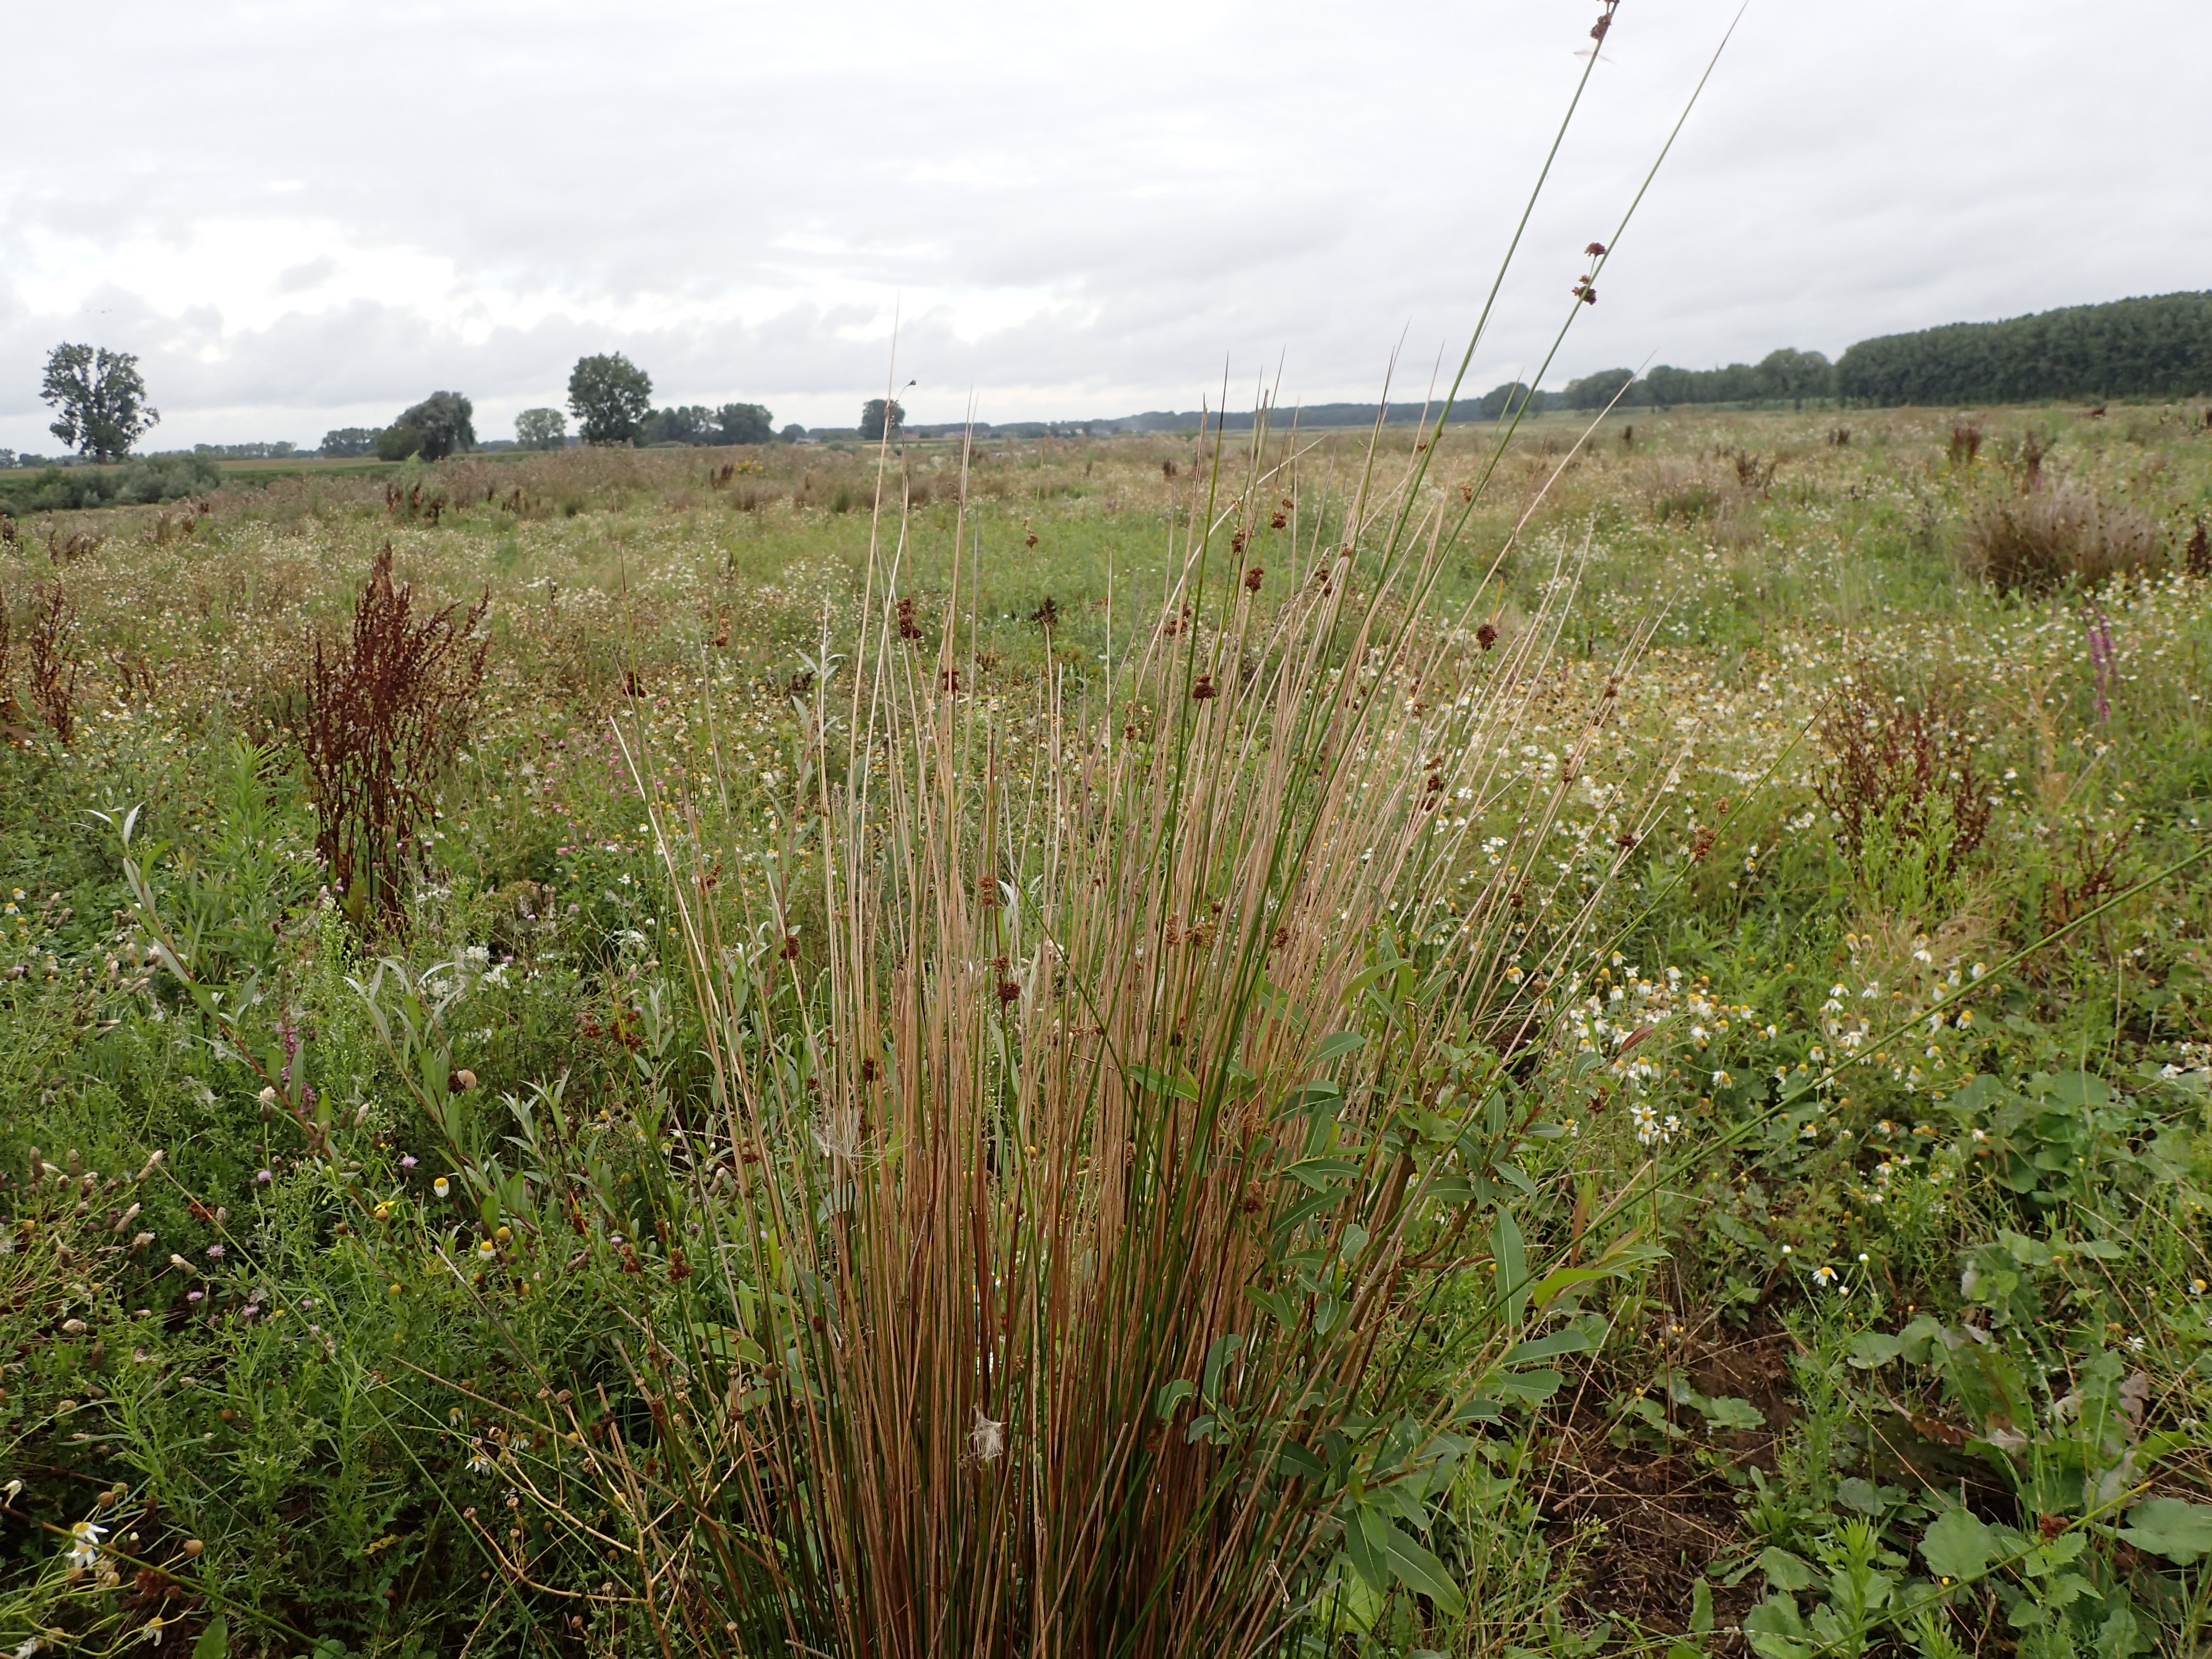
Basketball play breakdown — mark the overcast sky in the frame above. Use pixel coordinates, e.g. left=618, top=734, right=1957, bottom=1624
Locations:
left=1, top=1, right=2202, bottom=451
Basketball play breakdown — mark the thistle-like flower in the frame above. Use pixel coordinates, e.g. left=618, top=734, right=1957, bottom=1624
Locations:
left=968, top=1409, right=1005, bottom=1464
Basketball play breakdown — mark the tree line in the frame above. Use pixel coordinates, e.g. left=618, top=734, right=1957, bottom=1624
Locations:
left=1558, top=292, right=2212, bottom=412
left=26, top=292, right=2212, bottom=471
left=320, top=356, right=783, bottom=460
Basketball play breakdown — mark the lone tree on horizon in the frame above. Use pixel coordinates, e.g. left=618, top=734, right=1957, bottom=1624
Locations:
left=379, top=391, right=476, bottom=461
left=568, top=353, right=653, bottom=445
left=41, top=343, right=159, bottom=461
left=859, top=397, right=905, bottom=441
left=516, top=407, right=566, bottom=450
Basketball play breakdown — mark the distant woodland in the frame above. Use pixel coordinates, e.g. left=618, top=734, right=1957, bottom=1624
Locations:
left=1558, top=291, right=2212, bottom=413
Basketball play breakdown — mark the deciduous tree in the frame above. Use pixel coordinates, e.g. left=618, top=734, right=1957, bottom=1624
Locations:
left=391, top=391, right=476, bottom=461
left=859, top=398, right=906, bottom=441
left=40, top=344, right=158, bottom=462
left=515, top=408, right=566, bottom=450
left=568, top=354, right=653, bottom=445
left=714, top=402, right=774, bottom=445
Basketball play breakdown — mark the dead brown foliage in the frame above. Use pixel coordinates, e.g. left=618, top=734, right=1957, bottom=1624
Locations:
left=1958, top=480, right=2164, bottom=592
left=1815, top=677, right=1993, bottom=864
left=1727, top=447, right=1777, bottom=491
left=286, top=545, right=487, bottom=923
left=25, top=580, right=81, bottom=746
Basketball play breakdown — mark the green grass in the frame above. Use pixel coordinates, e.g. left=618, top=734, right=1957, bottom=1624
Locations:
left=2, top=406, right=2211, bottom=1658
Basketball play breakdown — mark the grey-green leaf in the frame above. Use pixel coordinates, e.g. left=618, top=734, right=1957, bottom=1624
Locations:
left=1920, top=1506, right=1996, bottom=1580
left=2118, top=1498, right=2212, bottom=1565
left=1759, top=1547, right=1813, bottom=1592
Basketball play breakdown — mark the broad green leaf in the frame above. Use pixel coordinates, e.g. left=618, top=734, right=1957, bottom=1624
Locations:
left=1343, top=1509, right=1389, bottom=1594
left=1743, top=1595, right=1811, bottom=1659
left=192, top=1615, right=228, bottom=1659
left=2021, top=1531, right=2087, bottom=1576
left=1846, top=1331, right=1904, bottom=1369
left=2118, top=1497, right=2212, bottom=1564
left=1200, top=1333, right=1242, bottom=1405
left=1758, top=1548, right=1813, bottom=1592
left=1897, top=1313, right=1951, bottom=1363
left=1629, top=1395, right=1686, bottom=1439
left=1696, top=1395, right=1766, bottom=1431
left=1244, top=1286, right=1299, bottom=1328
left=1493, top=1212, right=1528, bottom=1326
left=687, top=1322, right=745, bottom=1362
left=1283, top=1157, right=1362, bottom=1190
left=1129, top=1063, right=1199, bottom=1102
left=1154, top=1379, right=1194, bottom=1419
left=1275, top=1080, right=1343, bottom=1121
left=1530, top=1265, right=1612, bottom=1310
left=1690, top=1576, right=1715, bottom=1635
left=1314, top=1031, right=1367, bottom=1064
left=2071, top=1237, right=2127, bottom=1258
left=1920, top=1506, right=1996, bottom=1580
left=1358, top=1510, right=1467, bottom=1616
left=1270, top=1190, right=1346, bottom=1242
left=1836, top=1477, right=1884, bottom=1515
left=1504, top=1325, right=1599, bottom=1366
left=1489, top=1368, right=1563, bottom=1402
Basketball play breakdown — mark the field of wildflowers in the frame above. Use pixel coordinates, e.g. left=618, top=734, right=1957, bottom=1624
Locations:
left=2, top=401, right=2211, bottom=1657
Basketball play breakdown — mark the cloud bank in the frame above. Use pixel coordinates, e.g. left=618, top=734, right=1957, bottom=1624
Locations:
left=2, top=1, right=2202, bottom=449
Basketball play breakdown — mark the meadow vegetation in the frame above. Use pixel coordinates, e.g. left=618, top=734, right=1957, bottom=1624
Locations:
left=2, top=400, right=2212, bottom=1658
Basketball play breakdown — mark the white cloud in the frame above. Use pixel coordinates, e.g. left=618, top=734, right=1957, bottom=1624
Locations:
left=0, top=0, right=2204, bottom=449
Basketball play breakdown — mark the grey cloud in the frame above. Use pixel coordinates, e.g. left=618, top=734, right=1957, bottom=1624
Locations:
left=1, top=0, right=2206, bottom=447
left=275, top=258, right=338, bottom=295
